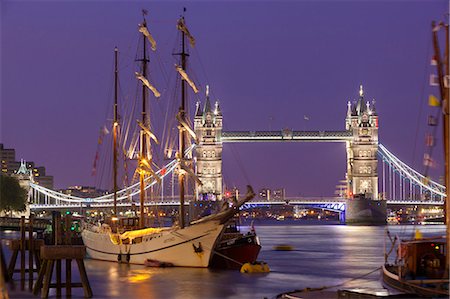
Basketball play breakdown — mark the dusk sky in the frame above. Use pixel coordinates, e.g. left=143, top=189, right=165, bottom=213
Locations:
left=1, top=1, right=449, bottom=197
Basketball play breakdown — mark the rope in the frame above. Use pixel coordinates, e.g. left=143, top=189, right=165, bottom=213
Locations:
left=276, top=267, right=382, bottom=298
left=229, top=144, right=253, bottom=186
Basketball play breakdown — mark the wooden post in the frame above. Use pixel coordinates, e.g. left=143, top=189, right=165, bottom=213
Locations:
left=41, top=259, right=54, bottom=299
left=66, top=259, right=71, bottom=297
left=0, top=239, right=9, bottom=283
left=20, top=216, right=25, bottom=290
left=7, top=248, right=18, bottom=280
left=64, top=214, right=72, bottom=245
left=28, top=214, right=34, bottom=290
left=76, top=259, right=93, bottom=298
left=51, top=211, right=62, bottom=245
left=32, top=259, right=47, bottom=295
left=56, top=259, right=61, bottom=296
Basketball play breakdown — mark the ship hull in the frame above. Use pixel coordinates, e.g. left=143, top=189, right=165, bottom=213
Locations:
left=81, top=220, right=224, bottom=267
left=382, top=264, right=448, bottom=297
left=210, top=233, right=261, bottom=269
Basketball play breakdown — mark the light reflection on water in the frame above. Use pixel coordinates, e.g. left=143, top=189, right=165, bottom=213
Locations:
left=4, top=223, right=445, bottom=298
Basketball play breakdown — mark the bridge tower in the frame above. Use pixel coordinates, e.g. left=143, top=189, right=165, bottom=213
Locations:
left=345, top=85, right=385, bottom=224
left=193, top=86, right=223, bottom=201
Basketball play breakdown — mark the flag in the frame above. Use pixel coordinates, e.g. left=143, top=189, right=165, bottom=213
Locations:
left=177, top=18, right=195, bottom=47
left=429, top=74, right=439, bottom=86
left=175, top=65, right=199, bottom=93
left=135, top=72, right=161, bottom=98
left=423, top=153, right=433, bottom=167
left=430, top=55, right=438, bottom=66
left=428, top=115, right=438, bottom=126
left=432, top=22, right=442, bottom=32
left=139, top=24, right=157, bottom=51
left=425, top=133, right=434, bottom=147
left=91, top=152, right=99, bottom=176
left=428, top=94, right=440, bottom=107
left=102, top=125, right=110, bottom=135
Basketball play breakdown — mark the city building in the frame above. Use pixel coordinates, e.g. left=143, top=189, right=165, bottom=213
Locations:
left=0, top=143, right=54, bottom=189
left=59, top=185, right=109, bottom=199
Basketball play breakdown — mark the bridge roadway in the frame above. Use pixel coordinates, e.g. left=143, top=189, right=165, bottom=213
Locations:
left=221, top=130, right=353, bottom=142
left=29, top=197, right=444, bottom=211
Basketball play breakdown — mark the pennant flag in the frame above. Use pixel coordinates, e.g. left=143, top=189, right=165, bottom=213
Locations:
left=175, top=65, right=199, bottom=93
left=429, top=74, right=439, bottom=86
left=177, top=19, right=195, bottom=47
left=135, top=72, right=161, bottom=98
left=428, top=94, right=440, bottom=107
left=425, top=133, right=434, bottom=147
left=102, top=125, right=110, bottom=135
left=428, top=115, right=438, bottom=126
left=432, top=22, right=442, bottom=32
left=91, top=152, right=99, bottom=176
left=139, top=24, right=157, bottom=51
left=423, top=153, right=433, bottom=167
left=430, top=55, right=438, bottom=66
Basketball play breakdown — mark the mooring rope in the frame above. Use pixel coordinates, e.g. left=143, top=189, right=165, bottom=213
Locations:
left=275, top=267, right=382, bottom=298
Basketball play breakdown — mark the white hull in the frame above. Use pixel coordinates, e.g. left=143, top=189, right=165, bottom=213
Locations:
left=81, top=220, right=225, bottom=267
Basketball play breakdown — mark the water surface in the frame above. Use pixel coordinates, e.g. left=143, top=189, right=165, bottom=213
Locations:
left=3, top=223, right=445, bottom=298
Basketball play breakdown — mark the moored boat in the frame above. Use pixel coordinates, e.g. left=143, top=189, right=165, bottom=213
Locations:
left=81, top=11, right=256, bottom=267
left=381, top=20, right=449, bottom=297
left=209, top=220, right=261, bottom=269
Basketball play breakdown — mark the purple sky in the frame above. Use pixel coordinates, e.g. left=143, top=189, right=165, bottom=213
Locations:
left=1, top=1, right=448, bottom=196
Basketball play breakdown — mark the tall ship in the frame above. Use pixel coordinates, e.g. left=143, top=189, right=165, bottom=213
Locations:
left=81, top=11, right=255, bottom=267
left=381, top=20, right=449, bottom=297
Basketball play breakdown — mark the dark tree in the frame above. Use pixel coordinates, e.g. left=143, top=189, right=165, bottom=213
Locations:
left=0, top=176, right=27, bottom=213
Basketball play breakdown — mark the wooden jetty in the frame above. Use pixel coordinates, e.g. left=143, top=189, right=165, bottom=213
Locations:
left=3, top=212, right=92, bottom=298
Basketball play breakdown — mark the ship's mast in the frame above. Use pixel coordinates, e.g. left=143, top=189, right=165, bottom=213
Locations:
left=138, top=15, right=150, bottom=229
left=178, top=16, right=188, bottom=229
left=113, top=47, right=119, bottom=217
left=431, top=20, right=449, bottom=276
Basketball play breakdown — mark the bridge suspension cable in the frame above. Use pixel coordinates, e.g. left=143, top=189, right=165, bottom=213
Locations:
left=29, top=145, right=195, bottom=204
left=378, top=143, right=446, bottom=199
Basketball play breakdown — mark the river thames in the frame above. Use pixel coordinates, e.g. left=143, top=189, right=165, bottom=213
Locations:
left=3, top=222, right=446, bottom=298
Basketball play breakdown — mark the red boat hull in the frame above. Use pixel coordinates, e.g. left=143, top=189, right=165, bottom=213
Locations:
left=210, top=234, right=261, bottom=269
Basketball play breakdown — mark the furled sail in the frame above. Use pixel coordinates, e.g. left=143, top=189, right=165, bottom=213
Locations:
left=138, top=24, right=157, bottom=51
left=176, top=153, right=202, bottom=186
left=177, top=18, right=195, bottom=47
left=137, top=157, right=161, bottom=183
left=137, top=120, right=159, bottom=144
left=176, top=112, right=197, bottom=142
left=175, top=65, right=199, bottom=93
left=135, top=72, right=161, bottom=98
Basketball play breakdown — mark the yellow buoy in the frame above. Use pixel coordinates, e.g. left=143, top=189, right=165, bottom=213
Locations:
left=415, top=229, right=423, bottom=239
left=273, top=244, right=294, bottom=251
left=240, top=261, right=270, bottom=273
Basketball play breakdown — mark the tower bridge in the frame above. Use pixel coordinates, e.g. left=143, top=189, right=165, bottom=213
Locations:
left=24, top=85, right=446, bottom=224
